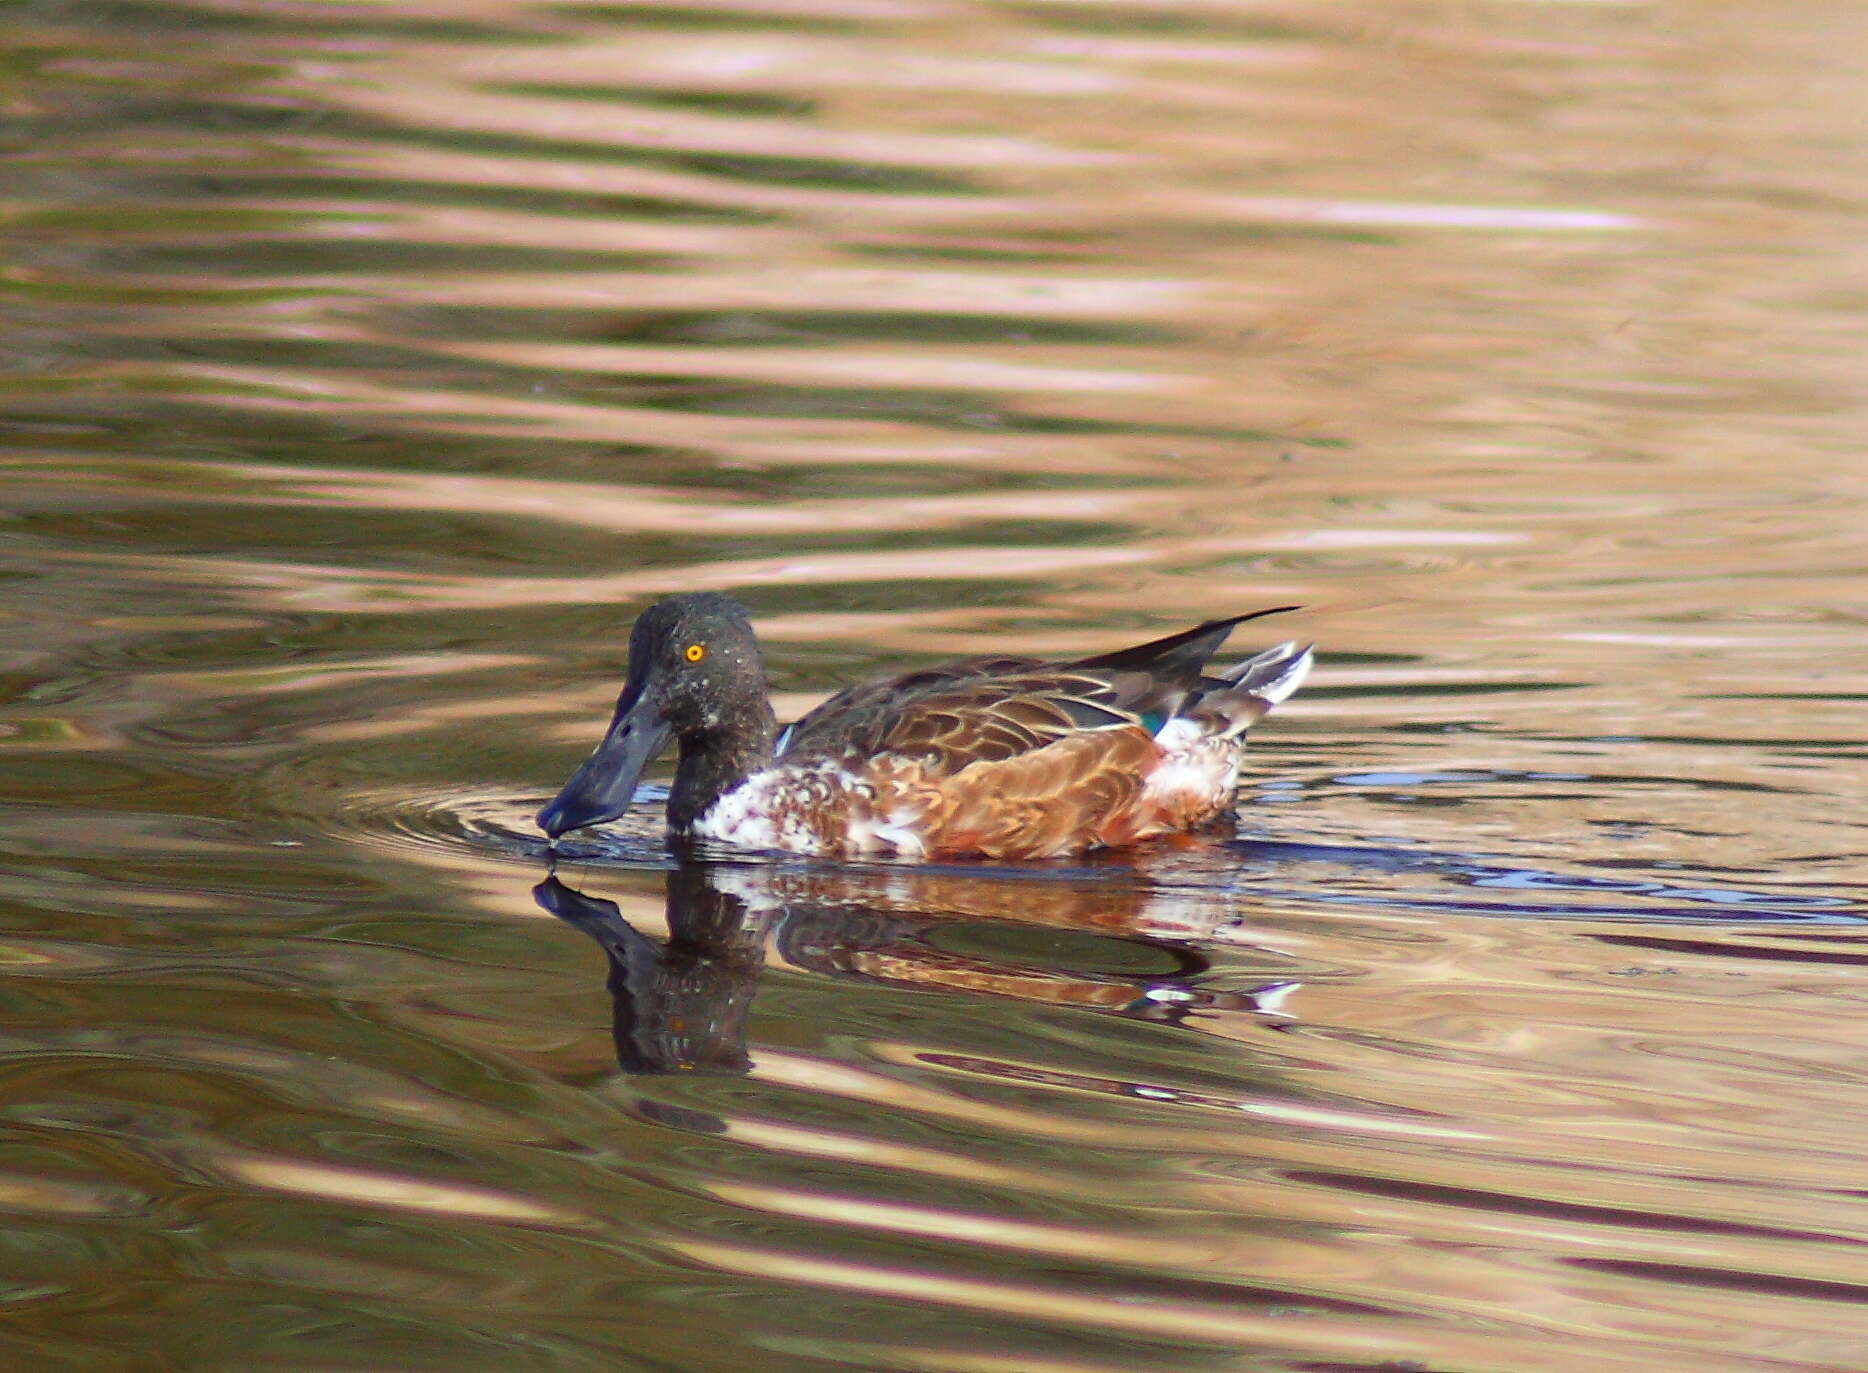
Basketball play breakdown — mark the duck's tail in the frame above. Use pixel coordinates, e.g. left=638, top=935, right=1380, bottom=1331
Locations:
left=1073, top=605, right=1301, bottom=685
left=1194, top=641, right=1314, bottom=737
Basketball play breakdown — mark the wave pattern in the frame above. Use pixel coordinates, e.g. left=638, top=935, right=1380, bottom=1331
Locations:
left=4, top=0, right=1868, bottom=1369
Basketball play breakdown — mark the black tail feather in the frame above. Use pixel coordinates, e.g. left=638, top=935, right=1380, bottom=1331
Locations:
left=1071, top=606, right=1301, bottom=685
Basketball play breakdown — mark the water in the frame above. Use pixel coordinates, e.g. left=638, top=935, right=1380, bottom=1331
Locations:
left=4, top=1, right=1868, bottom=1368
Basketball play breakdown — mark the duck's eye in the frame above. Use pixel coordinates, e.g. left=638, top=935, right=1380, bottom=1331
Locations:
left=683, top=643, right=706, bottom=663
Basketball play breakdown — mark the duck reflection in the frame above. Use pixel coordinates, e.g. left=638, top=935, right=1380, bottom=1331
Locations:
left=535, top=860, right=1303, bottom=1076
left=536, top=867, right=770, bottom=1075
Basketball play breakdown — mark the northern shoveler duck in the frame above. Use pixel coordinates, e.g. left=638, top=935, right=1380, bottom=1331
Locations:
left=537, top=592, right=1313, bottom=860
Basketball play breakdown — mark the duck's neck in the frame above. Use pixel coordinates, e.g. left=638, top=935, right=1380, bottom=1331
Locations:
left=667, top=700, right=778, bottom=833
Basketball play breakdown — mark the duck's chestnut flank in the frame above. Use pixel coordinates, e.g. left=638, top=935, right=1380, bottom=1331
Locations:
left=538, top=593, right=1313, bottom=860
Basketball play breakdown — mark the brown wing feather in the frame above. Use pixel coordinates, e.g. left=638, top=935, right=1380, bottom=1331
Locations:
left=786, top=666, right=1138, bottom=776
left=867, top=672, right=1137, bottom=776
left=778, top=656, right=1040, bottom=759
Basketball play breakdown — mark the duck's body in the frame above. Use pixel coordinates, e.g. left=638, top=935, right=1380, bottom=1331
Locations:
left=538, top=594, right=1312, bottom=861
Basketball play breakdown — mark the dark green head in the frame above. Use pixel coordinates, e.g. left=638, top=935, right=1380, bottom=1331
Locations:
left=537, top=593, right=775, bottom=840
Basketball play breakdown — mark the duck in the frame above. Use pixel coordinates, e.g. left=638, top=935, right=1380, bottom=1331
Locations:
left=537, top=592, right=1313, bottom=860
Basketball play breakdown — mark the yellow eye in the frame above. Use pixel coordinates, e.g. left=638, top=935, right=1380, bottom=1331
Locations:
left=683, top=643, right=706, bottom=663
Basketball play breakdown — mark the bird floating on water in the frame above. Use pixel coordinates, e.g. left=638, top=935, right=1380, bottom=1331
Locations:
left=537, top=592, right=1313, bottom=860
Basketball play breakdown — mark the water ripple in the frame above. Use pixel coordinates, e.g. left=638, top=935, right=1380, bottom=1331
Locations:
left=7, top=0, right=1868, bottom=1369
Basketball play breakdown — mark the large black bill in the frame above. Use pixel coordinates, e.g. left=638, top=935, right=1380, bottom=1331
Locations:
left=536, top=682, right=672, bottom=839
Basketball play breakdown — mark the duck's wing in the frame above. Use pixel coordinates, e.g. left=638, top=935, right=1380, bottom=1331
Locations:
left=776, top=655, right=1039, bottom=760
left=778, top=663, right=1165, bottom=786
left=779, top=607, right=1303, bottom=777
left=892, top=607, right=1308, bottom=763
left=855, top=670, right=1149, bottom=776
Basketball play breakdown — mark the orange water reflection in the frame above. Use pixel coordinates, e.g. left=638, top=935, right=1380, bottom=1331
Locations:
left=4, top=0, right=1868, bottom=1368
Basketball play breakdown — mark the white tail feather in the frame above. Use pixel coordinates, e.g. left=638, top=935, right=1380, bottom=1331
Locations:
left=1224, top=641, right=1314, bottom=707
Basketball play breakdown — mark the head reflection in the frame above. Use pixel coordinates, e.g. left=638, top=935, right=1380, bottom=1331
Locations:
left=536, top=861, right=1301, bottom=1078
left=535, top=867, right=769, bottom=1075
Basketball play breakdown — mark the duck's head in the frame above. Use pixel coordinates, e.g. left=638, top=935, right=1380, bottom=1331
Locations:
left=537, top=593, right=770, bottom=840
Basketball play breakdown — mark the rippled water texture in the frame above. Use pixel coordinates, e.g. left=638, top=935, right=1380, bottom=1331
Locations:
left=5, top=1, right=1868, bottom=1369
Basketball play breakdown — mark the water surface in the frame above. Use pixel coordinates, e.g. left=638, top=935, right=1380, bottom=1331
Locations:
left=4, top=1, right=1868, bottom=1369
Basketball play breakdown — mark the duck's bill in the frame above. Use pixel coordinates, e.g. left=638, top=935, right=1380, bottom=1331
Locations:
left=536, top=686, right=672, bottom=839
